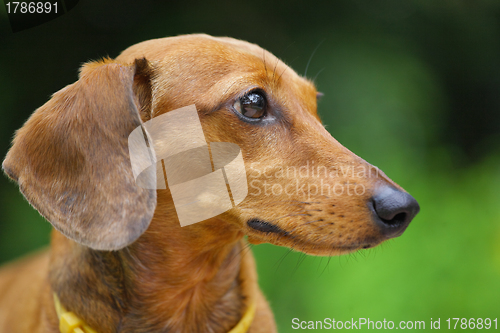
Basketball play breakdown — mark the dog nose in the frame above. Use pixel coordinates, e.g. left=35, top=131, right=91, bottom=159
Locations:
left=371, top=186, right=420, bottom=237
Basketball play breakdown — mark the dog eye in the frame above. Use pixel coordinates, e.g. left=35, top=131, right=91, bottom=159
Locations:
left=234, top=91, right=267, bottom=119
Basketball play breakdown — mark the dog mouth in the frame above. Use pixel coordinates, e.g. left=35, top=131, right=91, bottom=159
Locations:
left=246, top=218, right=377, bottom=256
left=247, top=218, right=289, bottom=235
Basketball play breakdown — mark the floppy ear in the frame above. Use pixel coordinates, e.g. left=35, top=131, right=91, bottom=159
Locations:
left=2, top=59, right=157, bottom=251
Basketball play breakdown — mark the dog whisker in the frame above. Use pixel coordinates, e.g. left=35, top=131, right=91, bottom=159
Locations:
left=291, top=252, right=308, bottom=276
left=262, top=49, right=268, bottom=77
left=220, top=79, right=241, bottom=101
left=301, top=219, right=323, bottom=226
left=274, top=246, right=294, bottom=272
left=313, top=67, right=325, bottom=82
left=304, top=39, right=325, bottom=78
left=272, top=57, right=279, bottom=84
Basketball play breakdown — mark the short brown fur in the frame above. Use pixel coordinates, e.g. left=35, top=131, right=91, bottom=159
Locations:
left=0, top=34, right=412, bottom=333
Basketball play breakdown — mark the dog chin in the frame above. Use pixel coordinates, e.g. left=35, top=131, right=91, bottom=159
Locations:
left=247, top=232, right=378, bottom=257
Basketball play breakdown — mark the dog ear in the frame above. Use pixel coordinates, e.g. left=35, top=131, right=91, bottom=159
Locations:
left=2, top=58, right=157, bottom=251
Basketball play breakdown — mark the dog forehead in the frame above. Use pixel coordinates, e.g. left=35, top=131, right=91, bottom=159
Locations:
left=118, top=34, right=307, bottom=84
left=117, top=34, right=317, bottom=114
left=119, top=34, right=271, bottom=66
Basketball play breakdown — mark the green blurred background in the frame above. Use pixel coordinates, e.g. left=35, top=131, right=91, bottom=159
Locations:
left=0, top=0, right=499, bottom=331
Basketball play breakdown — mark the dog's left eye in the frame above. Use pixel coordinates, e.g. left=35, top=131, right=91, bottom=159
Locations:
left=233, top=91, right=267, bottom=119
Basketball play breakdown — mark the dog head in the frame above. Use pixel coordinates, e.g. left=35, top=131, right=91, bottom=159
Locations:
left=3, top=34, right=419, bottom=254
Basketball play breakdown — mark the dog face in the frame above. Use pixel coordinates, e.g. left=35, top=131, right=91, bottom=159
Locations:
left=3, top=34, right=418, bottom=253
left=117, top=34, right=419, bottom=255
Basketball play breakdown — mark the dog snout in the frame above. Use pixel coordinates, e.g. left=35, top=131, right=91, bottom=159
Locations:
left=370, top=186, right=420, bottom=238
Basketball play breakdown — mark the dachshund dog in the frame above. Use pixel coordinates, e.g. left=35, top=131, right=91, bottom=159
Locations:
left=0, top=34, right=419, bottom=333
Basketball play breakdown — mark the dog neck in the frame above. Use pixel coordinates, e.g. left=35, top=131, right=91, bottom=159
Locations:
left=49, top=192, right=249, bottom=333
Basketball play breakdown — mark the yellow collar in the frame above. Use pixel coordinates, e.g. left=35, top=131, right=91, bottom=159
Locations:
left=53, top=293, right=255, bottom=333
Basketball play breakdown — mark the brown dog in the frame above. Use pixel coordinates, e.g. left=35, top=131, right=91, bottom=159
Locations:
left=0, top=34, right=419, bottom=333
